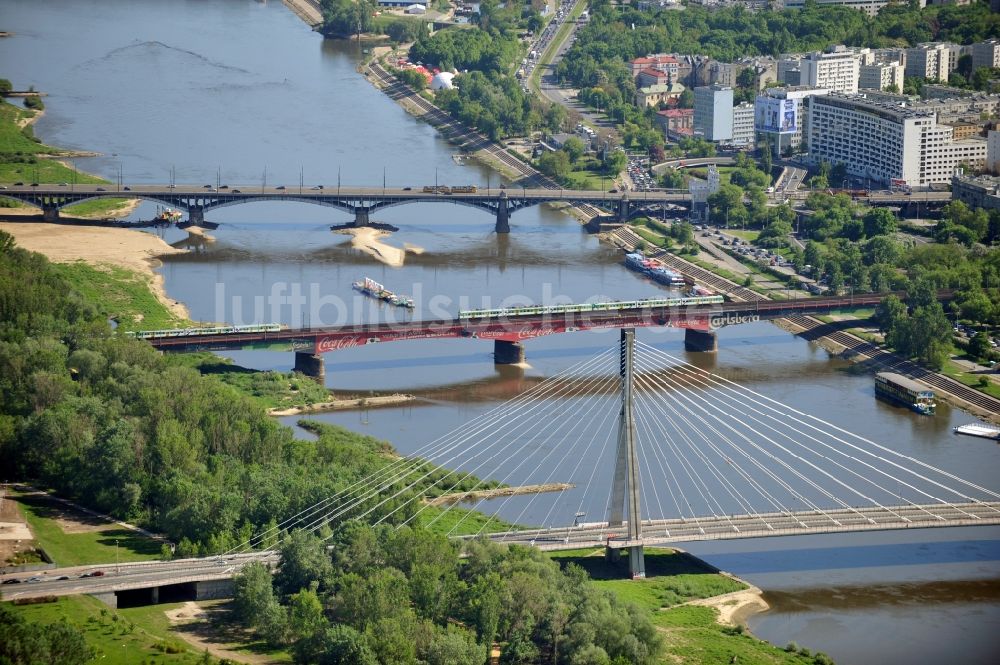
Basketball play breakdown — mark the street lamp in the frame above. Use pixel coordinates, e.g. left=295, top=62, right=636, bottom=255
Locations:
left=115, top=538, right=119, bottom=574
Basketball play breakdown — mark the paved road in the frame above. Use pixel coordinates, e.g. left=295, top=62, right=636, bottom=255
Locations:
left=1, top=551, right=278, bottom=601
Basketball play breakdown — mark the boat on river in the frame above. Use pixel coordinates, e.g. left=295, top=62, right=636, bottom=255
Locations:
left=954, top=423, right=1000, bottom=441
left=154, top=207, right=182, bottom=223
left=874, top=372, right=936, bottom=415
left=624, top=252, right=686, bottom=287
left=352, top=277, right=414, bottom=309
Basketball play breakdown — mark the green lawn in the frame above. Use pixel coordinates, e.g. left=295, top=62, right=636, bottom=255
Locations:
left=0, top=158, right=108, bottom=186
left=4, top=596, right=206, bottom=664
left=652, top=606, right=825, bottom=665
left=941, top=358, right=1000, bottom=399
left=0, top=101, right=58, bottom=154
left=415, top=504, right=521, bottom=537
left=50, top=261, right=187, bottom=332
left=728, top=230, right=760, bottom=242
left=14, top=492, right=163, bottom=566
left=549, top=548, right=745, bottom=613
left=633, top=226, right=670, bottom=249
left=169, top=353, right=335, bottom=410
left=61, top=196, right=134, bottom=218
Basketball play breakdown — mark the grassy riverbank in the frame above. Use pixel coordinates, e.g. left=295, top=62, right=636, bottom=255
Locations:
left=50, top=261, right=187, bottom=332
left=0, top=99, right=127, bottom=218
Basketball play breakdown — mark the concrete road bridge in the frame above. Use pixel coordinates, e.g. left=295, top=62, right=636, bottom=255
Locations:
left=1, top=183, right=689, bottom=232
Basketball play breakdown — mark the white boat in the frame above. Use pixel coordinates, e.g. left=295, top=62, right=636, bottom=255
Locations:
left=953, top=423, right=1000, bottom=441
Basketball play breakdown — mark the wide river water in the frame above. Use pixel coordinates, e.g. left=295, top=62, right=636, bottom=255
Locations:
left=3, top=1, right=999, bottom=662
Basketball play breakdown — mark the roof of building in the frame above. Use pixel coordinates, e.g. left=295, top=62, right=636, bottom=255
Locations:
left=633, top=54, right=679, bottom=66
left=638, top=82, right=685, bottom=95
left=657, top=108, right=694, bottom=118
left=638, top=67, right=669, bottom=79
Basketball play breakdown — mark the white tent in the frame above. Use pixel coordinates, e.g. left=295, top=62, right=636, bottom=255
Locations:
left=405, top=4, right=426, bottom=13
left=430, top=71, right=456, bottom=90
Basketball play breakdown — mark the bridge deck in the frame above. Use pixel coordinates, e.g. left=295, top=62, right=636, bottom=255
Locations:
left=143, top=291, right=925, bottom=352
left=4, top=501, right=995, bottom=601
left=478, top=502, right=1000, bottom=551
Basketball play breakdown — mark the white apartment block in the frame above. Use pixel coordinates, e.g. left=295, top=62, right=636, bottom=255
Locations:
left=732, top=102, right=755, bottom=146
left=781, top=0, right=924, bottom=17
left=905, top=43, right=951, bottom=82
left=972, top=40, right=1000, bottom=70
left=806, top=93, right=986, bottom=187
left=694, top=85, right=734, bottom=142
left=800, top=47, right=861, bottom=94
left=988, top=130, right=1000, bottom=175
left=859, top=61, right=905, bottom=92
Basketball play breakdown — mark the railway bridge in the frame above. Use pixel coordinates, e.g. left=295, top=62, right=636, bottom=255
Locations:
left=140, top=290, right=950, bottom=381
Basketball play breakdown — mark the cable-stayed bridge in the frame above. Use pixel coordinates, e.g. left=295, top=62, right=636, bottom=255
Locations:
left=4, top=330, right=998, bottom=602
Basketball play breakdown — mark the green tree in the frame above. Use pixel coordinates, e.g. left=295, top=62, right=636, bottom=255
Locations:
left=294, top=624, right=378, bottom=665
left=875, top=295, right=907, bottom=335
left=233, top=562, right=278, bottom=628
left=336, top=567, right=411, bottom=630
left=863, top=207, right=897, bottom=237
left=603, top=149, right=627, bottom=176
left=275, top=530, right=334, bottom=597
left=288, top=585, right=327, bottom=641
left=562, top=136, right=587, bottom=165
left=538, top=150, right=572, bottom=179
left=0, top=79, right=12, bottom=94
left=968, top=331, right=992, bottom=361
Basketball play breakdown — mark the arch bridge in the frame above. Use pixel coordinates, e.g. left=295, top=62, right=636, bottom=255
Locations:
left=2, top=184, right=690, bottom=233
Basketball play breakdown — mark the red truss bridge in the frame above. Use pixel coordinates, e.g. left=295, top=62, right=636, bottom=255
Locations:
left=136, top=292, right=940, bottom=379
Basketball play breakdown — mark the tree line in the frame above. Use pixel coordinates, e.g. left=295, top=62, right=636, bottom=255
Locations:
left=232, top=524, right=663, bottom=665
left=0, top=232, right=496, bottom=556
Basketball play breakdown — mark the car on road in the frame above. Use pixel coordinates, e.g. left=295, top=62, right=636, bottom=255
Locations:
left=13, top=182, right=23, bottom=186
left=92, top=571, right=105, bottom=576
left=123, top=186, right=131, bottom=191
left=276, top=185, right=286, bottom=190
left=56, top=575, right=70, bottom=580
left=59, top=182, right=68, bottom=186
left=219, top=185, right=229, bottom=189
left=403, top=187, right=412, bottom=191
left=203, top=184, right=213, bottom=189
left=26, top=577, right=42, bottom=583
left=1, top=578, right=21, bottom=584
left=30, top=183, right=39, bottom=187
left=96, top=187, right=106, bottom=191
left=231, top=189, right=241, bottom=193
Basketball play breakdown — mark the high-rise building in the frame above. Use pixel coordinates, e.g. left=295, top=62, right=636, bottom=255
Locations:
left=755, top=86, right=829, bottom=157
left=988, top=130, right=1000, bottom=175
left=806, top=93, right=987, bottom=187
left=694, top=85, right=734, bottom=142
left=905, top=43, right=952, bottom=82
left=731, top=103, right=755, bottom=146
left=800, top=47, right=861, bottom=94
left=859, top=61, right=905, bottom=92
left=972, top=39, right=1000, bottom=71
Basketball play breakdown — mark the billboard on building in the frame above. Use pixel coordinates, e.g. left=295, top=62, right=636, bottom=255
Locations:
left=755, top=97, right=797, bottom=134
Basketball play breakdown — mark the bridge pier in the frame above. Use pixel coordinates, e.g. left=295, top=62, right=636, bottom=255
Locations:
left=608, top=329, right=645, bottom=579
left=42, top=205, right=59, bottom=222
left=616, top=193, right=630, bottom=223
left=294, top=351, right=325, bottom=381
left=353, top=207, right=372, bottom=227
left=495, top=191, right=510, bottom=233
left=187, top=206, right=206, bottom=226
left=493, top=340, right=525, bottom=365
left=684, top=329, right=718, bottom=352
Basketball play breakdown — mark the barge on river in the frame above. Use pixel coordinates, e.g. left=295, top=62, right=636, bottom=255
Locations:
left=352, top=277, right=415, bottom=309
left=874, top=372, right=936, bottom=415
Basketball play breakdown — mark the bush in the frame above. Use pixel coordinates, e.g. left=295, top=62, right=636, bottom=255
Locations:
left=23, top=95, right=44, bottom=111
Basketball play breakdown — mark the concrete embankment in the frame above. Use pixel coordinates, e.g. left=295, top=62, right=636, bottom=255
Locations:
left=268, top=393, right=416, bottom=416
left=424, top=483, right=575, bottom=506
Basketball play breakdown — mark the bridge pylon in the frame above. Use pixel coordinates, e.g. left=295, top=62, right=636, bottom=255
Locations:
left=607, top=328, right=645, bottom=579
left=495, top=191, right=510, bottom=234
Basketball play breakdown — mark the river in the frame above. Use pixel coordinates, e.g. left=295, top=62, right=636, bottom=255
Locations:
left=3, top=1, right=999, bottom=662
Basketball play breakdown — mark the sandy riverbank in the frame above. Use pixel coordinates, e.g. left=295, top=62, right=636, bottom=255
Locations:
left=686, top=585, right=770, bottom=627
left=268, top=393, right=416, bottom=416
left=0, top=221, right=190, bottom=319
left=335, top=226, right=424, bottom=267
